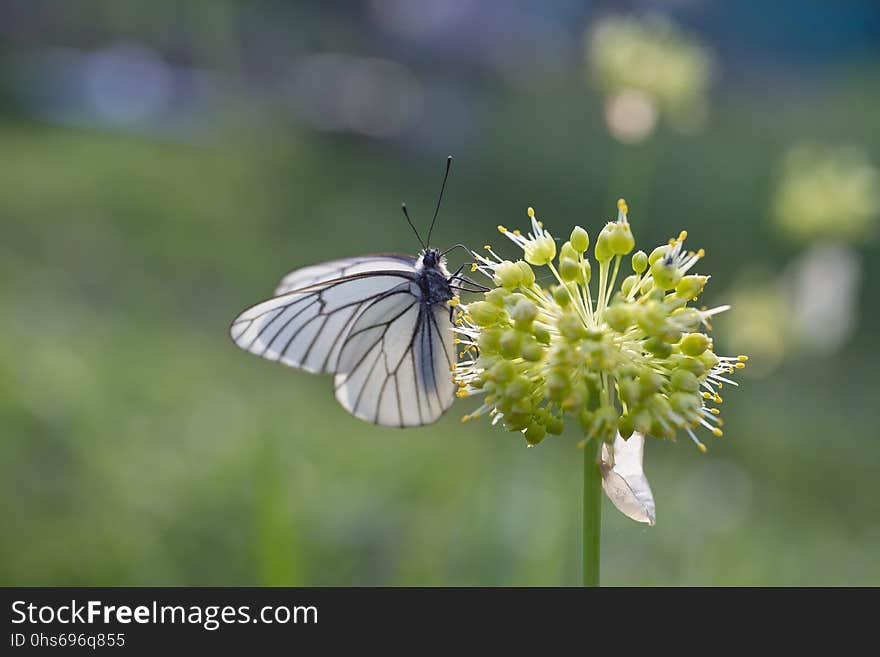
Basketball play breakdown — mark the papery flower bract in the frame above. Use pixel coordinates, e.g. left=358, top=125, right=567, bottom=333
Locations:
left=454, top=201, right=746, bottom=523
left=601, top=432, right=655, bottom=525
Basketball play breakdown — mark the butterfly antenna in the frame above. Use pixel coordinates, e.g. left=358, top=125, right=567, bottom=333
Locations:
left=401, top=203, right=426, bottom=250
left=426, top=155, right=453, bottom=247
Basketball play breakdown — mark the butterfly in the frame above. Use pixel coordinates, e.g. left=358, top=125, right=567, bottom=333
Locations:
left=229, top=157, right=484, bottom=427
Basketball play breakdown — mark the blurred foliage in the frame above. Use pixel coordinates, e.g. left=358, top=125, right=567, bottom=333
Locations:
left=1, top=2, right=880, bottom=586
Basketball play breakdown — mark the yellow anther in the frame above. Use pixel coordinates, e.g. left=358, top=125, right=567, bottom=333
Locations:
left=448, top=297, right=459, bottom=307
left=668, top=238, right=676, bottom=246
left=537, top=220, right=543, bottom=228
left=470, top=263, right=478, bottom=272
left=702, top=392, right=712, bottom=399
left=714, top=394, right=723, bottom=403
left=678, top=230, right=688, bottom=242
left=527, top=207, right=535, bottom=218
left=697, top=248, right=705, bottom=258
left=711, top=427, right=723, bottom=437
left=617, top=197, right=628, bottom=214
left=453, top=338, right=461, bottom=344
left=513, top=229, right=521, bottom=235
left=461, top=415, right=471, bottom=423
left=497, top=225, right=507, bottom=233
left=456, top=389, right=468, bottom=398
left=738, top=355, right=749, bottom=362
left=697, top=443, right=708, bottom=454
left=484, top=244, right=492, bottom=250
left=708, top=408, right=720, bottom=415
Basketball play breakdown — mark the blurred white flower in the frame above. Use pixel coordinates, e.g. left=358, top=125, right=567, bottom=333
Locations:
left=603, top=89, right=658, bottom=144
left=784, top=242, right=861, bottom=355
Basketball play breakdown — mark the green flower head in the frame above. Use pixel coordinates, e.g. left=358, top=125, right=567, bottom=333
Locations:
left=454, top=200, right=746, bottom=457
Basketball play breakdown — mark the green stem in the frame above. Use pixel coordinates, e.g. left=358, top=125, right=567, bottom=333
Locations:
left=582, top=438, right=603, bottom=587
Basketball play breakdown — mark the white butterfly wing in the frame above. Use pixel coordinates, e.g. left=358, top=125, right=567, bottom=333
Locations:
left=231, top=265, right=418, bottom=375
left=334, top=302, right=456, bottom=427
left=274, top=255, right=416, bottom=296
left=231, top=255, right=457, bottom=427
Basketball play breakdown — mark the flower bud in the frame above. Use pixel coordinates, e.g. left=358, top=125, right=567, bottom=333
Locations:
left=484, top=287, right=509, bottom=307
left=516, top=260, right=536, bottom=287
left=477, top=328, right=502, bottom=353
left=533, top=323, right=551, bottom=345
left=559, top=241, right=578, bottom=262
left=495, top=261, right=523, bottom=289
left=594, top=223, right=616, bottom=262
left=648, top=245, right=668, bottom=265
left=700, top=350, right=719, bottom=368
left=649, top=259, right=682, bottom=290
left=679, top=332, right=710, bottom=357
left=671, top=369, right=700, bottom=393
left=673, top=355, right=706, bottom=376
left=488, top=360, right=516, bottom=383
left=503, top=375, right=530, bottom=401
left=559, top=257, right=581, bottom=283
left=558, top=312, right=588, bottom=341
left=468, top=301, right=501, bottom=327
left=638, top=368, right=663, bottom=394
left=603, top=304, right=632, bottom=332
left=520, top=340, right=544, bottom=362
left=570, top=226, right=590, bottom=253
left=608, top=223, right=635, bottom=255
left=645, top=337, right=672, bottom=358
left=618, top=378, right=641, bottom=406
left=631, top=250, right=648, bottom=274
left=617, top=413, right=635, bottom=439
left=545, top=415, right=565, bottom=435
left=552, top=284, right=571, bottom=307
left=669, top=391, right=699, bottom=416
left=524, top=234, right=556, bottom=266
left=510, top=298, right=538, bottom=327
left=499, top=329, right=523, bottom=359
left=621, top=274, right=638, bottom=297
left=546, top=371, right=569, bottom=401
left=635, top=302, right=666, bottom=336
left=525, top=422, right=546, bottom=445
left=676, top=275, right=707, bottom=299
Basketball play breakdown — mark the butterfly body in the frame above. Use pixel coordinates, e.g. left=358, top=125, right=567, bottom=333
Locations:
left=414, top=248, right=454, bottom=306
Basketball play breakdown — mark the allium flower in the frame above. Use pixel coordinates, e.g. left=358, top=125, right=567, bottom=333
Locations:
left=453, top=201, right=746, bottom=523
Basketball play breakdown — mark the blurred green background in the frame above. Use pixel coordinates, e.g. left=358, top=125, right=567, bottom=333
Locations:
left=2, top=1, right=879, bottom=586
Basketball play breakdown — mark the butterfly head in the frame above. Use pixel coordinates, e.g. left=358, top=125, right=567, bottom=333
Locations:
left=418, top=248, right=448, bottom=274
